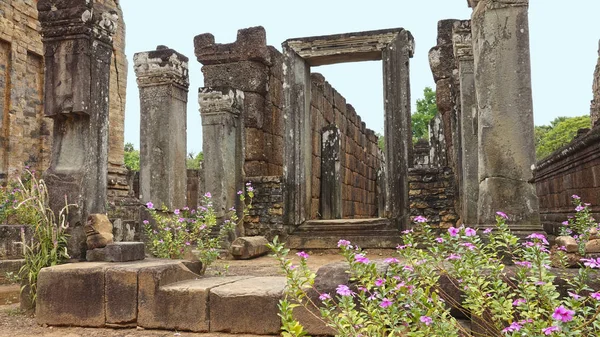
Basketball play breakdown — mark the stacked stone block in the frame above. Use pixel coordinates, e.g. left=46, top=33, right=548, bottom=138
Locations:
left=244, top=176, right=284, bottom=239
left=409, top=167, right=458, bottom=228
left=309, top=74, right=381, bottom=219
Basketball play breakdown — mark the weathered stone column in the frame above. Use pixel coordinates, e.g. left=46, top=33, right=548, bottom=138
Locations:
left=38, top=0, right=118, bottom=258
left=320, top=125, right=342, bottom=219
left=453, top=20, right=479, bottom=226
left=134, top=46, right=189, bottom=211
left=199, top=87, right=245, bottom=223
left=591, top=40, right=600, bottom=126
left=470, top=0, right=541, bottom=231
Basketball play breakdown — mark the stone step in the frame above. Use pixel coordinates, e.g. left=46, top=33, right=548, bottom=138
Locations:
left=287, top=232, right=402, bottom=249
left=0, top=284, right=20, bottom=304
left=0, top=259, right=24, bottom=285
left=295, top=217, right=393, bottom=232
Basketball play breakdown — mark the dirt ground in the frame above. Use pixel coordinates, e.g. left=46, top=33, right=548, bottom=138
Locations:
left=0, top=249, right=397, bottom=337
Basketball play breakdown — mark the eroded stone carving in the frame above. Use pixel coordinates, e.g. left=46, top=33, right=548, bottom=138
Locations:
left=85, top=214, right=114, bottom=250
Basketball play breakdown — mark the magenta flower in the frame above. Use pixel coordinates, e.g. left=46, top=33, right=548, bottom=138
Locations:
left=542, top=326, right=560, bottom=335
left=380, top=298, right=393, bottom=308
left=483, top=228, right=493, bottom=234
left=146, top=201, right=154, bottom=209
left=465, top=227, right=476, bottom=237
left=237, top=190, right=243, bottom=195
left=461, top=242, right=476, bottom=250
left=572, top=194, right=581, bottom=200
left=446, top=253, right=461, bottom=261
left=576, top=205, right=585, bottom=212
left=513, top=298, right=526, bottom=306
left=354, top=254, right=370, bottom=264
left=420, top=316, right=433, bottom=326
left=562, top=220, right=569, bottom=226
left=205, top=192, right=212, bottom=198
left=414, top=215, right=428, bottom=223
left=375, top=278, right=385, bottom=287
left=336, top=285, right=354, bottom=297
left=435, top=237, right=445, bottom=243
left=178, top=217, right=185, bottom=223
left=401, top=229, right=413, bottom=234
left=514, top=261, right=532, bottom=268
left=337, top=239, right=351, bottom=248
left=143, top=220, right=149, bottom=225
left=185, top=242, right=191, bottom=246
left=496, top=211, right=508, bottom=219
left=591, top=292, right=600, bottom=300
left=318, top=293, right=331, bottom=301
left=296, top=251, right=309, bottom=259
left=174, top=209, right=180, bottom=215
left=552, top=305, right=574, bottom=322
left=580, top=257, right=600, bottom=269
left=502, top=322, right=521, bottom=333
left=384, top=257, right=400, bottom=264
left=448, top=227, right=460, bottom=237
left=403, top=265, right=414, bottom=272
left=568, top=292, right=582, bottom=300
left=527, top=233, right=549, bottom=245
left=248, top=187, right=254, bottom=192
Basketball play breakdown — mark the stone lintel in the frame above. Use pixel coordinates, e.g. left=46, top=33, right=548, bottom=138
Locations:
left=37, top=0, right=118, bottom=44
left=453, top=20, right=474, bottom=61
left=194, top=26, right=272, bottom=66
left=283, top=28, right=414, bottom=67
left=134, top=47, right=190, bottom=89
left=199, top=87, right=244, bottom=117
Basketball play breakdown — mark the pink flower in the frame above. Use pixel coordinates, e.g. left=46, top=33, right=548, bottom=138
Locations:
left=461, top=242, right=476, bottom=250
left=435, top=237, right=445, bottom=243
left=446, top=253, right=461, bottom=261
left=380, top=298, right=393, bottom=308
left=515, top=261, right=532, bottom=268
left=296, top=251, right=309, bottom=259
left=576, top=205, right=585, bottom=212
left=580, top=257, right=600, bottom=269
left=143, top=220, right=149, bottom=225
left=448, top=227, right=460, bottom=237
left=375, top=278, right=385, bottom=287
left=483, top=228, right=493, bottom=234
left=354, top=254, right=370, bottom=264
left=496, top=211, right=508, bottom=220
left=542, top=326, right=560, bottom=335
left=590, top=292, right=600, bottom=300
left=401, top=229, right=413, bottom=234
left=337, top=239, right=351, bottom=248
left=420, top=316, right=433, bottom=326
left=174, top=209, right=180, bottom=215
left=562, top=220, right=569, bottom=226
left=336, top=285, right=354, bottom=297
left=572, top=194, right=581, bottom=200
left=146, top=201, right=154, bottom=209
left=568, top=292, right=582, bottom=300
left=205, top=192, right=212, bottom=198
left=319, top=293, right=331, bottom=301
left=237, top=190, right=243, bottom=195
left=464, top=227, right=476, bottom=237
left=384, top=257, right=400, bottom=264
left=527, top=233, right=549, bottom=245
left=552, top=305, right=574, bottom=322
left=403, top=265, right=414, bottom=272
left=502, top=322, right=521, bottom=333
left=185, top=242, right=191, bottom=246
left=414, top=216, right=428, bottom=223
left=512, top=298, right=526, bottom=306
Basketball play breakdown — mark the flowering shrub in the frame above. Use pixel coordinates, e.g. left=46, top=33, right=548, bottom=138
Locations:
left=144, top=184, right=254, bottom=273
left=271, top=213, right=600, bottom=336
left=559, top=195, right=599, bottom=254
left=0, top=167, right=40, bottom=225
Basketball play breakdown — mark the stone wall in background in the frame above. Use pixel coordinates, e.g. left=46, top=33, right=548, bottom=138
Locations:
left=409, top=167, right=458, bottom=228
left=244, top=176, right=284, bottom=239
left=533, top=126, right=600, bottom=235
left=309, top=73, right=382, bottom=220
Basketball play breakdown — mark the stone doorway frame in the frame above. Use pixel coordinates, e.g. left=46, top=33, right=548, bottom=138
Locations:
left=282, top=28, right=414, bottom=230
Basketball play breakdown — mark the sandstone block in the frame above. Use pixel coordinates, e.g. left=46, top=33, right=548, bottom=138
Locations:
left=85, top=214, right=114, bottom=250
left=202, top=61, right=268, bottom=94
left=556, top=236, right=578, bottom=253
left=586, top=239, right=600, bottom=254
left=230, top=236, right=270, bottom=260
left=86, top=242, right=145, bottom=262
left=209, top=277, right=285, bottom=334
left=105, top=267, right=138, bottom=325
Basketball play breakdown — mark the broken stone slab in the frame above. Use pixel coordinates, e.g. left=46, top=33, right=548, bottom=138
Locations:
left=209, top=276, right=285, bottom=334
left=586, top=239, right=600, bottom=253
left=555, top=236, right=578, bottom=253
left=86, top=242, right=145, bottom=262
left=230, top=236, right=270, bottom=260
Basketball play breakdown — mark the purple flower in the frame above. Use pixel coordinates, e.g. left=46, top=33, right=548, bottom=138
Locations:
left=435, top=237, right=445, bottom=243
left=446, top=253, right=461, bottom=261
left=420, top=316, right=433, bottom=326
left=513, top=298, right=526, bottom=306
left=557, top=246, right=567, bottom=252
left=336, top=285, right=354, bottom=297
left=403, top=265, right=414, bottom=272
left=375, top=278, right=385, bottom=287
left=461, top=242, right=476, bottom=250
left=246, top=182, right=252, bottom=186
left=590, top=292, right=600, bottom=300
left=580, top=257, right=600, bottom=268
left=502, top=322, right=521, bottom=333
left=337, top=239, right=351, bottom=248
left=237, top=190, right=243, bottom=195
left=384, top=257, right=400, bottom=264
left=205, top=192, right=212, bottom=198
left=379, top=298, right=393, bottom=308
left=247, top=187, right=254, bottom=192
left=401, top=229, right=413, bottom=234
left=483, top=228, right=493, bottom=234
left=576, top=205, right=585, bottom=212
left=318, top=293, right=331, bottom=301
left=414, top=215, right=428, bottom=223
left=448, top=227, right=460, bottom=237
left=354, top=254, right=370, bottom=264
left=562, top=220, right=569, bottom=226
left=174, top=209, right=180, bottom=215
left=158, top=239, right=163, bottom=244
left=178, top=217, right=185, bottom=223
left=514, top=261, right=532, bottom=268
left=185, top=242, right=191, bottom=246
left=527, top=233, right=549, bottom=245
left=572, top=194, right=581, bottom=200
left=552, top=305, right=574, bottom=322
left=146, top=202, right=154, bottom=209
left=143, top=220, right=150, bottom=225
left=568, top=291, right=582, bottom=300
left=496, top=211, right=508, bottom=220
left=465, top=227, right=476, bottom=237
left=296, top=251, right=309, bottom=259
left=542, top=326, right=560, bottom=335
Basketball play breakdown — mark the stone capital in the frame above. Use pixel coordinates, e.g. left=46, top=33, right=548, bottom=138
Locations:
left=453, top=20, right=474, bottom=61
left=37, top=0, right=118, bottom=44
left=470, top=0, right=529, bottom=9
left=134, top=46, right=190, bottom=89
left=199, top=87, right=244, bottom=117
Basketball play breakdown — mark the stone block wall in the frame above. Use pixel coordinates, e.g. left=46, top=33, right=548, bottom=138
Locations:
left=533, top=127, right=600, bottom=234
left=408, top=167, right=458, bottom=228
left=309, top=74, right=381, bottom=219
left=244, top=176, right=284, bottom=239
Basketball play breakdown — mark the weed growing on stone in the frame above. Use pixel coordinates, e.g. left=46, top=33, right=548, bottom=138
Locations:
left=3, top=271, right=20, bottom=284
left=271, top=214, right=600, bottom=336
left=0, top=168, right=41, bottom=226
left=558, top=195, right=599, bottom=255
left=145, top=184, right=254, bottom=274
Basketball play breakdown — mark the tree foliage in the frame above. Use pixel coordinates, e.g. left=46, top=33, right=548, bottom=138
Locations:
left=187, top=152, right=204, bottom=170
left=124, top=142, right=140, bottom=172
left=535, top=116, right=591, bottom=160
left=412, top=87, right=438, bottom=142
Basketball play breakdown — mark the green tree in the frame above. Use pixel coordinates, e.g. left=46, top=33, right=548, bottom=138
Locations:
left=536, top=115, right=591, bottom=160
left=412, top=87, right=438, bottom=142
left=124, top=142, right=140, bottom=171
left=186, top=152, right=204, bottom=170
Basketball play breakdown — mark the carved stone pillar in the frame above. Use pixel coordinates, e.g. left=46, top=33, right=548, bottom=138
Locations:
left=134, top=46, right=189, bottom=211
left=320, top=125, right=342, bottom=219
left=38, top=0, right=118, bottom=258
left=453, top=20, right=479, bottom=226
left=470, top=0, right=541, bottom=232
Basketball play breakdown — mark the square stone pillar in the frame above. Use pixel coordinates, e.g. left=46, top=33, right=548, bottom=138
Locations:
left=320, top=125, right=342, bottom=219
left=471, top=0, right=541, bottom=232
left=453, top=20, right=479, bottom=226
left=199, top=87, right=245, bottom=221
left=38, top=0, right=118, bottom=259
left=134, top=46, right=189, bottom=211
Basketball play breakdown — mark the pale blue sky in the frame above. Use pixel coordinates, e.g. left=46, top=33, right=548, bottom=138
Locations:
left=121, top=0, right=600, bottom=154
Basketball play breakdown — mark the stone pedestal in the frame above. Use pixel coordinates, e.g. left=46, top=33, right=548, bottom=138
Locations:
left=38, top=0, right=118, bottom=259
left=199, top=87, right=245, bottom=220
left=470, top=0, right=541, bottom=231
left=134, top=46, right=189, bottom=211
left=453, top=20, right=479, bottom=226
